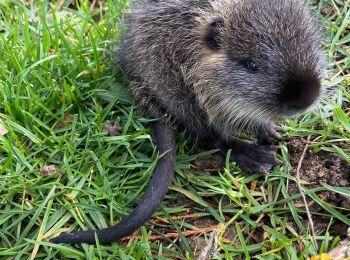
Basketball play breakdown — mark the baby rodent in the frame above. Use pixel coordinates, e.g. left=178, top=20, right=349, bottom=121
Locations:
left=52, top=0, right=327, bottom=244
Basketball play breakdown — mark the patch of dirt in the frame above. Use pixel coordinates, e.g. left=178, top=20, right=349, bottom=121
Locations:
left=184, top=218, right=237, bottom=258
left=191, top=216, right=217, bottom=228
left=192, top=154, right=224, bottom=175
left=288, top=139, right=350, bottom=185
left=147, top=138, right=350, bottom=249
left=287, top=138, right=350, bottom=236
left=169, top=196, right=197, bottom=210
left=40, top=165, right=58, bottom=176
left=103, top=123, right=123, bottom=136
left=187, top=236, right=208, bottom=257
left=54, top=114, right=74, bottom=129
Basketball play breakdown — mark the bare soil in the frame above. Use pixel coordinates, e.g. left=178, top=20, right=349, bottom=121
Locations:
left=146, top=137, right=350, bottom=254
left=286, top=138, right=350, bottom=237
left=188, top=138, right=350, bottom=240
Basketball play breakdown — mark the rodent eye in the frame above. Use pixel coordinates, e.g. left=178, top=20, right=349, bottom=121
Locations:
left=245, top=60, right=258, bottom=73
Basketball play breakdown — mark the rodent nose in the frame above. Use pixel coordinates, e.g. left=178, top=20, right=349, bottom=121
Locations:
left=281, top=73, right=320, bottom=112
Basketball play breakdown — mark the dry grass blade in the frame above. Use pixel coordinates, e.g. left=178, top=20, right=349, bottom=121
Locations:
left=295, top=136, right=317, bottom=248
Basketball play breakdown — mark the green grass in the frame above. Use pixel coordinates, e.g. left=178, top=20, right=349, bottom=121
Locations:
left=0, top=0, right=349, bottom=259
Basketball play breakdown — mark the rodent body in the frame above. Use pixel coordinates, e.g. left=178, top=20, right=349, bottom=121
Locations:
left=52, top=0, right=327, bottom=244
left=121, top=0, right=326, bottom=139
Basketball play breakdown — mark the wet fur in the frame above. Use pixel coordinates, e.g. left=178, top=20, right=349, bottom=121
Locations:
left=121, top=0, right=326, bottom=138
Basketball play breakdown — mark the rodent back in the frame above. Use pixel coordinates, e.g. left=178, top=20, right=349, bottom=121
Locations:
left=119, top=0, right=216, bottom=137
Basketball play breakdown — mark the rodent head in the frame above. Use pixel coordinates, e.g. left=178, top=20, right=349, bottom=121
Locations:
left=194, top=0, right=327, bottom=135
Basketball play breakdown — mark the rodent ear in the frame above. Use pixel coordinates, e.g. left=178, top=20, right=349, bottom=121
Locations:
left=204, top=18, right=224, bottom=50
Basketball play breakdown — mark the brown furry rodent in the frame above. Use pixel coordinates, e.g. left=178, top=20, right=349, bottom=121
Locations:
left=52, top=0, right=327, bottom=244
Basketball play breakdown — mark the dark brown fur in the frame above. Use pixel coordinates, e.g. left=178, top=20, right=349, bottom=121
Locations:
left=119, top=0, right=326, bottom=138
left=52, top=0, right=327, bottom=244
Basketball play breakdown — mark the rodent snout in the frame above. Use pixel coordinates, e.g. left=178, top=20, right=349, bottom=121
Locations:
left=280, top=73, right=321, bottom=115
left=284, top=96, right=318, bottom=112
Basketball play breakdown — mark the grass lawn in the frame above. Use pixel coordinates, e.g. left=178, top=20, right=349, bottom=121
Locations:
left=0, top=0, right=349, bottom=259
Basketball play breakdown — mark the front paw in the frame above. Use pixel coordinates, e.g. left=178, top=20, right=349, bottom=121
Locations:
left=257, top=123, right=284, bottom=145
left=231, top=139, right=281, bottom=173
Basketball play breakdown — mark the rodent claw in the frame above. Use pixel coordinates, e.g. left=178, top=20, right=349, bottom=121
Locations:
left=258, top=166, right=269, bottom=174
left=257, top=123, right=284, bottom=145
left=274, top=126, right=284, bottom=132
left=275, top=158, right=283, bottom=165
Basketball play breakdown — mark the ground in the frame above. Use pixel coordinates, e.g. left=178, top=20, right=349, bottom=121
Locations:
left=0, top=0, right=349, bottom=259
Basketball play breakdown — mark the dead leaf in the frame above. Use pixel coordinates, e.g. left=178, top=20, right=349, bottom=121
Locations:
left=40, top=165, right=58, bottom=176
left=0, top=123, right=8, bottom=136
left=103, top=123, right=123, bottom=136
left=327, top=238, right=350, bottom=259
